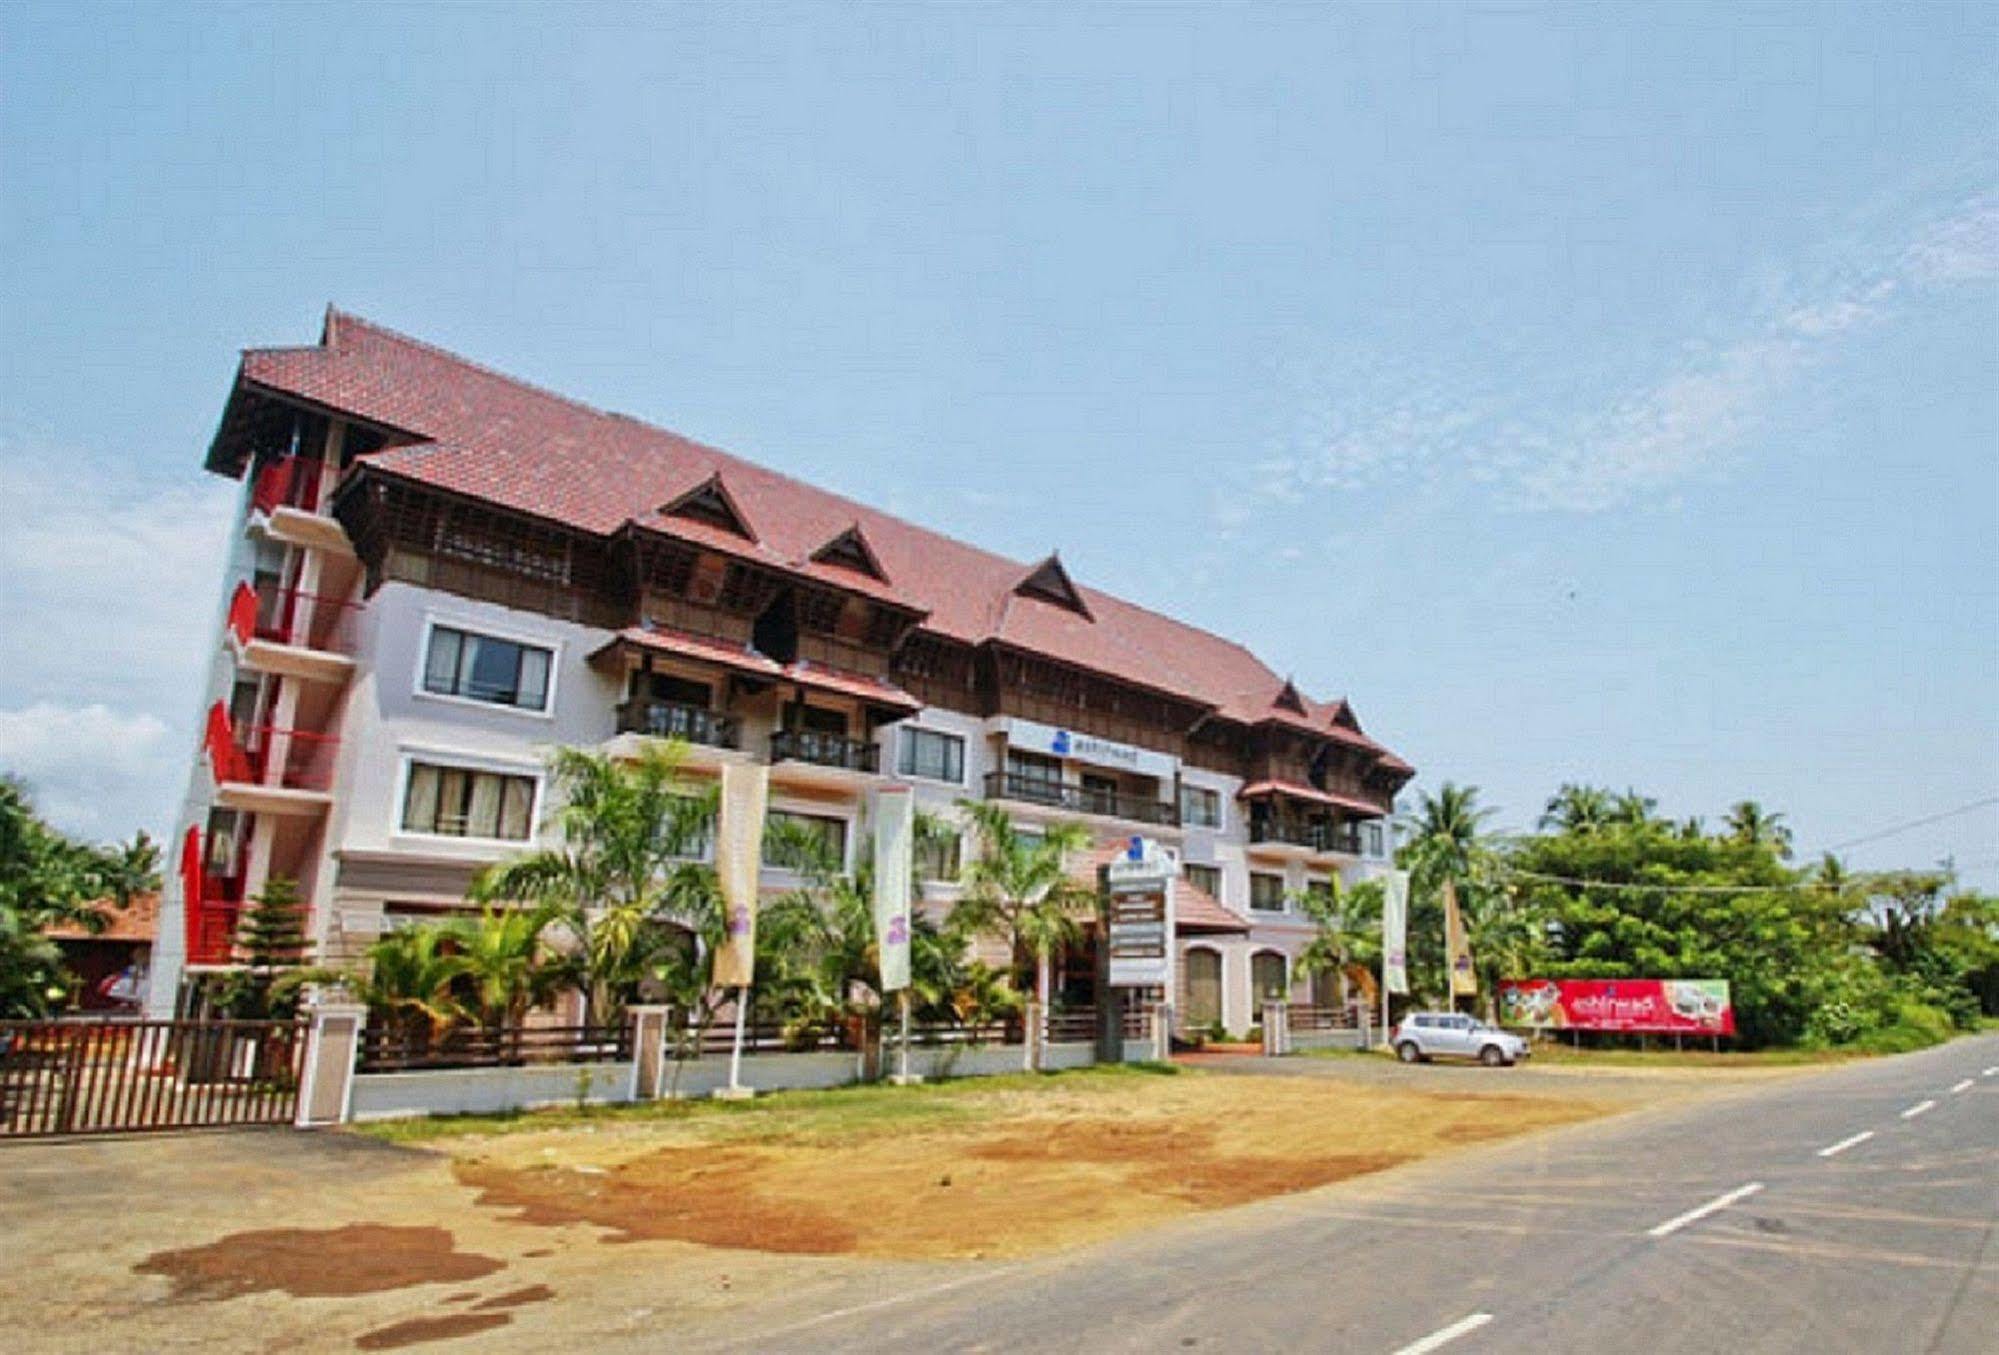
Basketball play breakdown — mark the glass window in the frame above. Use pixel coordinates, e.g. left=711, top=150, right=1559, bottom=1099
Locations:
left=899, top=727, right=965, bottom=783
left=1183, top=863, right=1221, bottom=896
left=1251, top=951, right=1288, bottom=1001
left=763, top=810, right=848, bottom=871
left=1178, top=784, right=1221, bottom=829
left=1362, top=821, right=1385, bottom=857
left=423, top=624, right=555, bottom=712
left=1249, top=872, right=1287, bottom=912
left=915, top=831, right=962, bottom=883
left=401, top=761, right=537, bottom=840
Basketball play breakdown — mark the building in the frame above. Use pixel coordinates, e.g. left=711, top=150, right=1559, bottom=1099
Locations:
left=45, top=894, right=157, bottom=1011
left=153, top=309, right=1414, bottom=1035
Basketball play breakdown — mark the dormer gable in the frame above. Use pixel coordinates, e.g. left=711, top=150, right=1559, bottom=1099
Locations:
left=661, top=473, right=755, bottom=541
left=1014, top=553, right=1092, bottom=619
left=809, top=524, right=888, bottom=582
left=1327, top=699, right=1362, bottom=732
left=1273, top=679, right=1308, bottom=716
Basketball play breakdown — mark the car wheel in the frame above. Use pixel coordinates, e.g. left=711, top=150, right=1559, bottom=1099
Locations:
left=1479, top=1044, right=1508, bottom=1067
left=1396, top=1041, right=1423, bottom=1064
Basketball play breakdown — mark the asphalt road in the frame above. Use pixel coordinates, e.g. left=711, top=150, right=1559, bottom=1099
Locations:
left=689, top=1034, right=1999, bottom=1355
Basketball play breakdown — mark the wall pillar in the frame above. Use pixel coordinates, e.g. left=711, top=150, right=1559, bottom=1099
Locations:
left=297, top=1002, right=365, bottom=1126
left=627, top=1004, right=670, bottom=1100
left=1261, top=1000, right=1291, bottom=1057
left=1151, top=1001, right=1175, bottom=1061
left=1023, top=1001, right=1043, bottom=1071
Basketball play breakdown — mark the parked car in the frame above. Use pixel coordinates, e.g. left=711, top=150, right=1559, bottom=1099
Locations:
left=1389, top=1012, right=1530, bottom=1066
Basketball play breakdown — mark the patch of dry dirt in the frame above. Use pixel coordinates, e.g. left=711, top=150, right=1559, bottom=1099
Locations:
left=447, top=1076, right=1612, bottom=1260
left=133, top=1224, right=505, bottom=1301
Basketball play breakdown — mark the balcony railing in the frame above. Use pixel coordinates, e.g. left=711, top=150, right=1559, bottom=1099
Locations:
left=770, top=729, right=880, bottom=773
left=1249, top=820, right=1364, bottom=854
left=983, top=771, right=1180, bottom=827
left=250, top=457, right=323, bottom=516
left=227, top=580, right=359, bottom=655
left=203, top=705, right=338, bottom=792
left=615, top=699, right=740, bottom=750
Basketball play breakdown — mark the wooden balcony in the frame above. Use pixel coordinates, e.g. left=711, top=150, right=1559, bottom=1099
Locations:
left=982, top=771, right=1180, bottom=828
left=770, top=730, right=880, bottom=773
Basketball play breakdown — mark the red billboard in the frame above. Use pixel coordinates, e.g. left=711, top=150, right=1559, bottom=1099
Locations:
left=1497, top=978, right=1735, bottom=1035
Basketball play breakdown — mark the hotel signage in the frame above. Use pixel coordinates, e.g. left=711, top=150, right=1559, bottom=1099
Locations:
left=1000, top=716, right=1178, bottom=780
left=1104, top=837, right=1176, bottom=989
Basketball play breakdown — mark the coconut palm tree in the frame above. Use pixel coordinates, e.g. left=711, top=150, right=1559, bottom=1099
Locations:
left=473, top=742, right=718, bottom=1025
left=348, top=925, right=468, bottom=1046
left=450, top=902, right=564, bottom=1027
left=1539, top=783, right=1612, bottom=835
left=1608, top=788, right=1658, bottom=828
left=1725, top=800, right=1792, bottom=857
left=1294, top=875, right=1383, bottom=1009
left=1402, top=782, right=1494, bottom=885
left=951, top=800, right=1093, bottom=1059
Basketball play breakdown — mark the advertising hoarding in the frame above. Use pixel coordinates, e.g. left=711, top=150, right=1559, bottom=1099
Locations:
left=1497, top=978, right=1735, bottom=1035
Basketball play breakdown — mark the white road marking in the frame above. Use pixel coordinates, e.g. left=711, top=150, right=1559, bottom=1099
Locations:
left=1901, top=1100, right=1936, bottom=1119
left=1647, top=1182, right=1765, bottom=1238
left=1392, top=1312, right=1494, bottom=1354
left=1949, top=1079, right=1973, bottom=1094
left=1817, top=1130, right=1875, bottom=1158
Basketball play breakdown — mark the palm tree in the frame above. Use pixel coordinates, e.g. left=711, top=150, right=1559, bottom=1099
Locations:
left=1294, top=876, right=1383, bottom=1009
left=952, top=800, right=1093, bottom=1059
left=1461, top=885, right=1550, bottom=1022
left=1725, top=800, right=1792, bottom=857
left=1402, top=782, right=1494, bottom=885
left=1608, top=788, right=1658, bottom=828
left=451, top=903, right=563, bottom=1027
left=473, top=743, right=718, bottom=1025
left=1539, top=784, right=1612, bottom=835
left=348, top=926, right=468, bottom=1046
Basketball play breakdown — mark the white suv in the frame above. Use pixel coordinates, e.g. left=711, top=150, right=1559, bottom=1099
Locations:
left=1390, top=1012, right=1529, bottom=1067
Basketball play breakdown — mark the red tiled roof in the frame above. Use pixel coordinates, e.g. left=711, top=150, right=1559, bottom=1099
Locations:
left=43, top=894, right=160, bottom=944
left=1239, top=779, right=1388, bottom=818
left=783, top=659, right=920, bottom=712
left=1067, top=841, right=1251, bottom=935
left=594, top=628, right=920, bottom=712
left=235, top=310, right=1409, bottom=764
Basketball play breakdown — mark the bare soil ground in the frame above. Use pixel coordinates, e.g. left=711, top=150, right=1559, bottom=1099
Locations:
left=0, top=1063, right=1738, bottom=1354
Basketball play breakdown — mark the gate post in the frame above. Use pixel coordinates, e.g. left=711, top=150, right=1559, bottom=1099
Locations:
left=1261, top=1001, right=1291, bottom=1057
left=297, top=1002, right=365, bottom=1126
left=627, top=1005, right=669, bottom=1101
left=1151, top=1001, right=1176, bottom=1062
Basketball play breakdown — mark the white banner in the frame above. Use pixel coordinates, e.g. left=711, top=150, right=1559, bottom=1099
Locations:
left=872, top=786, right=915, bottom=993
left=711, top=762, right=770, bottom=989
left=1381, top=869, right=1410, bottom=996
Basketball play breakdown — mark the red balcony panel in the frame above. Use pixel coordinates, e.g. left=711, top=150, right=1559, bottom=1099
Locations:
left=250, top=457, right=323, bottom=516
left=186, top=899, right=243, bottom=966
left=204, top=703, right=253, bottom=784
left=247, top=579, right=359, bottom=655
left=236, top=725, right=340, bottom=792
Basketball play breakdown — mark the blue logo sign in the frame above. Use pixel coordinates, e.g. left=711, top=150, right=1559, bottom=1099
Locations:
left=1126, top=836, right=1144, bottom=861
left=1051, top=729, right=1073, bottom=755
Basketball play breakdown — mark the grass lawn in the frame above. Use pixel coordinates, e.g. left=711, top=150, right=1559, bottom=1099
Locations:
left=353, top=1064, right=1615, bottom=1260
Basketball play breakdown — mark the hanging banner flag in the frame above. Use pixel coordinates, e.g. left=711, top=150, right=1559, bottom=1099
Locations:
left=1443, top=878, right=1477, bottom=997
left=1381, top=869, right=1410, bottom=995
left=872, top=785, right=915, bottom=993
left=711, top=762, right=770, bottom=989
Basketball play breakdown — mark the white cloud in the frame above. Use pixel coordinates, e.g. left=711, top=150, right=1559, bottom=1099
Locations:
left=0, top=441, right=236, bottom=840
left=0, top=702, right=175, bottom=843
left=1253, top=196, right=1994, bottom=517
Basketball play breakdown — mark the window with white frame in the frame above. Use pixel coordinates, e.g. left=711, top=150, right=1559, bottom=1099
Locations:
left=422, top=623, right=554, bottom=712
left=915, top=830, right=962, bottom=882
left=1251, top=950, right=1289, bottom=1001
left=763, top=810, right=848, bottom=871
left=1249, top=871, right=1287, bottom=912
left=1178, top=784, right=1221, bottom=828
left=401, top=761, right=537, bottom=840
left=898, top=727, right=965, bottom=783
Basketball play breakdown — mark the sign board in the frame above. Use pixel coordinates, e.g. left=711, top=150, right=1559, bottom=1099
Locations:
left=1497, top=978, right=1735, bottom=1035
left=1104, top=836, right=1175, bottom=988
left=999, top=716, right=1179, bottom=781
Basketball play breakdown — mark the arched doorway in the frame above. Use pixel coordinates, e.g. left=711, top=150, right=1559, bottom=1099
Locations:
left=1182, top=947, right=1222, bottom=1028
left=1251, top=950, right=1289, bottom=1005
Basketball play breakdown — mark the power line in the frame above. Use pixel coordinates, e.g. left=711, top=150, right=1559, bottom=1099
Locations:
left=1496, top=865, right=1802, bottom=895
left=1811, top=796, right=1999, bottom=856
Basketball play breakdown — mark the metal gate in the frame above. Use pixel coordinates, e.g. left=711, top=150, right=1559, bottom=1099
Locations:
left=0, top=1018, right=306, bottom=1140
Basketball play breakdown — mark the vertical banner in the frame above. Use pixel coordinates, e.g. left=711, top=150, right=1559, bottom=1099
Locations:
left=872, top=785, right=915, bottom=993
left=1381, top=869, right=1410, bottom=995
left=711, top=762, right=769, bottom=989
left=1443, top=878, right=1477, bottom=997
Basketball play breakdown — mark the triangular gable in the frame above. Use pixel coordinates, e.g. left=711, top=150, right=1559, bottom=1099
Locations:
left=1014, top=553, right=1091, bottom=619
left=661, top=473, right=755, bottom=541
left=1327, top=699, right=1362, bottom=732
left=809, top=524, right=887, bottom=582
left=1273, top=679, right=1307, bottom=715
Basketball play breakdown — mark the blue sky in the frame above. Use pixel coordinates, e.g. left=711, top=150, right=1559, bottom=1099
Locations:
left=2, top=1, right=1994, bottom=882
